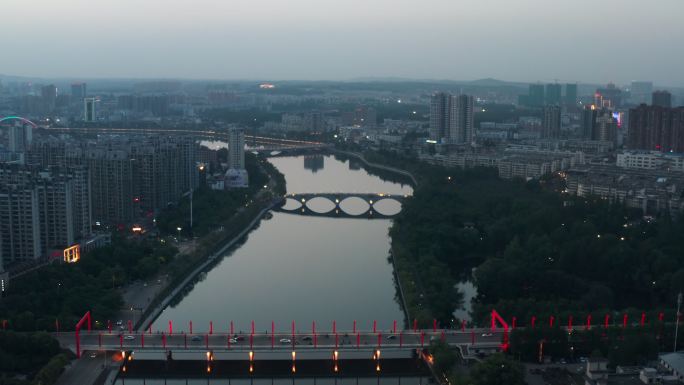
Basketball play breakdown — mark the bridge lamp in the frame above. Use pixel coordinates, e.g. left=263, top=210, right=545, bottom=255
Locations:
left=333, top=350, right=339, bottom=361
left=375, top=349, right=381, bottom=360
left=292, top=351, right=296, bottom=361
left=249, top=351, right=254, bottom=361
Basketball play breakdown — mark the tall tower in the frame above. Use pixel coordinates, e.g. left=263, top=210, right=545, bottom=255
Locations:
left=449, top=94, right=475, bottom=144
left=652, top=91, right=672, bottom=108
left=545, top=84, right=562, bottom=106
left=542, top=105, right=561, bottom=139
left=429, top=92, right=450, bottom=142
left=84, top=98, right=96, bottom=122
left=228, top=128, right=245, bottom=170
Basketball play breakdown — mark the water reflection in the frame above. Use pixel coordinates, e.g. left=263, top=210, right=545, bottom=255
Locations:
left=153, top=155, right=412, bottom=333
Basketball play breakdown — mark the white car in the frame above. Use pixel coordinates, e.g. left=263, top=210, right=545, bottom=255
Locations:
left=229, top=338, right=239, bottom=343
left=279, top=338, right=292, bottom=344
left=481, top=333, right=493, bottom=337
left=124, top=335, right=135, bottom=340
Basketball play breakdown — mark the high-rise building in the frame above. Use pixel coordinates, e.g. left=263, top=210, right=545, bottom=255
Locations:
left=449, top=94, right=475, bottom=144
left=228, top=128, right=245, bottom=170
left=71, top=83, right=87, bottom=99
left=542, top=105, right=562, bottom=139
left=545, top=83, right=562, bottom=106
left=84, top=98, right=96, bottom=122
left=565, top=84, right=578, bottom=107
left=41, top=84, right=57, bottom=111
left=8, top=125, right=32, bottom=153
left=430, top=92, right=475, bottom=144
left=0, top=165, right=90, bottom=267
left=86, top=147, right=136, bottom=224
left=0, top=183, right=42, bottom=264
left=528, top=84, right=545, bottom=107
left=581, top=106, right=597, bottom=140
left=429, top=92, right=450, bottom=142
left=630, top=81, right=653, bottom=104
left=595, top=84, right=623, bottom=109
left=594, top=111, right=618, bottom=144
left=627, top=105, right=684, bottom=152
left=652, top=91, right=672, bottom=108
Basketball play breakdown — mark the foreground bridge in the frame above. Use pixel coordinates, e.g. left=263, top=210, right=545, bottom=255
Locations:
left=277, top=193, right=409, bottom=219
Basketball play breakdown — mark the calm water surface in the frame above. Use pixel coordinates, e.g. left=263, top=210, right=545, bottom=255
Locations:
left=153, top=155, right=413, bottom=333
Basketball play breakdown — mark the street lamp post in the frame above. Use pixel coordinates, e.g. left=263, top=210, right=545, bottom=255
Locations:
left=177, top=227, right=182, bottom=242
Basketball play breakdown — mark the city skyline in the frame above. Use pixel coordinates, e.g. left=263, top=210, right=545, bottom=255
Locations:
left=2, top=0, right=684, bottom=86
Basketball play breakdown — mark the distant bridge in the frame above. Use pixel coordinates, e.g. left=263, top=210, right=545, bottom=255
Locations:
left=41, top=127, right=330, bottom=152
left=276, top=193, right=409, bottom=219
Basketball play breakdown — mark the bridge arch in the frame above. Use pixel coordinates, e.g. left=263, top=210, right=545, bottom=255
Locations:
left=277, top=193, right=406, bottom=219
left=0, top=116, right=38, bottom=128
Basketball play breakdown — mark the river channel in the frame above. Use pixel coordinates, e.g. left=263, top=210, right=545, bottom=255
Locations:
left=152, top=154, right=413, bottom=334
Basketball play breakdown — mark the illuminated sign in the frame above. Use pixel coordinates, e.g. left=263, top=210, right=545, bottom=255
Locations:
left=63, top=244, right=80, bottom=263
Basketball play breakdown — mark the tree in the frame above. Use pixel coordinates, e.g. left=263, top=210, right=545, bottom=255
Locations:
left=429, top=340, right=457, bottom=374
left=469, top=354, right=525, bottom=385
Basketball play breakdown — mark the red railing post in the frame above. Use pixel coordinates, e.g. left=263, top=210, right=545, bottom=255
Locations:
left=373, top=320, right=376, bottom=333
left=586, top=314, right=592, bottom=330
left=531, top=316, right=536, bottom=329
left=604, top=314, right=610, bottom=329
left=393, top=320, right=397, bottom=334
left=210, top=321, right=213, bottom=335
left=623, top=313, right=628, bottom=328
left=190, top=321, right=193, bottom=335
left=169, top=320, right=173, bottom=335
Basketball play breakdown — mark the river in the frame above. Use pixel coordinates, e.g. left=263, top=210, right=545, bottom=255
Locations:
left=152, top=154, right=413, bottom=335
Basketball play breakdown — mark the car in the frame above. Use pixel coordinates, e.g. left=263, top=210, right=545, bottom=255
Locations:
left=191, top=335, right=202, bottom=342
left=124, top=335, right=135, bottom=340
left=481, top=333, right=493, bottom=337
left=300, top=336, right=312, bottom=341
left=89, top=352, right=97, bottom=358
left=229, top=338, right=239, bottom=343
left=279, top=338, right=292, bottom=344
left=559, top=359, right=567, bottom=364
left=116, top=320, right=123, bottom=326
left=386, top=335, right=397, bottom=340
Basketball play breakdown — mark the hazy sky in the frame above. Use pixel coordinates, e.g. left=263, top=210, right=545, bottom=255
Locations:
left=2, top=0, right=683, bottom=85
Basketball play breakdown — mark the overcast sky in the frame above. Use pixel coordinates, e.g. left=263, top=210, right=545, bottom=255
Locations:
left=2, top=0, right=683, bottom=86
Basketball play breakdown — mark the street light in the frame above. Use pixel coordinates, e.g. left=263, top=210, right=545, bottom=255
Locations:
left=177, top=227, right=182, bottom=242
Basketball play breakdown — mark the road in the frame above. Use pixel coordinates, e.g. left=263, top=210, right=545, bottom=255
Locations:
left=56, top=329, right=504, bottom=354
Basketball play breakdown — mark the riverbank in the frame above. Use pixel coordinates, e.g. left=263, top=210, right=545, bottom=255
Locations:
left=134, top=158, right=285, bottom=331
left=136, top=198, right=282, bottom=331
left=331, top=149, right=418, bottom=186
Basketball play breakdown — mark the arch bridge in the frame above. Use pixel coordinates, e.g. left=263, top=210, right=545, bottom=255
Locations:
left=276, top=192, right=408, bottom=219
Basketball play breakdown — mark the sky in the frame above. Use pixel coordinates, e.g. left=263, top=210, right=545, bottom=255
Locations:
left=2, top=0, right=683, bottom=86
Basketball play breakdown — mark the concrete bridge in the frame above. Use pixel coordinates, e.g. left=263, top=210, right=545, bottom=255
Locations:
left=55, top=329, right=504, bottom=360
left=42, top=126, right=329, bottom=152
left=276, top=193, right=409, bottom=219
